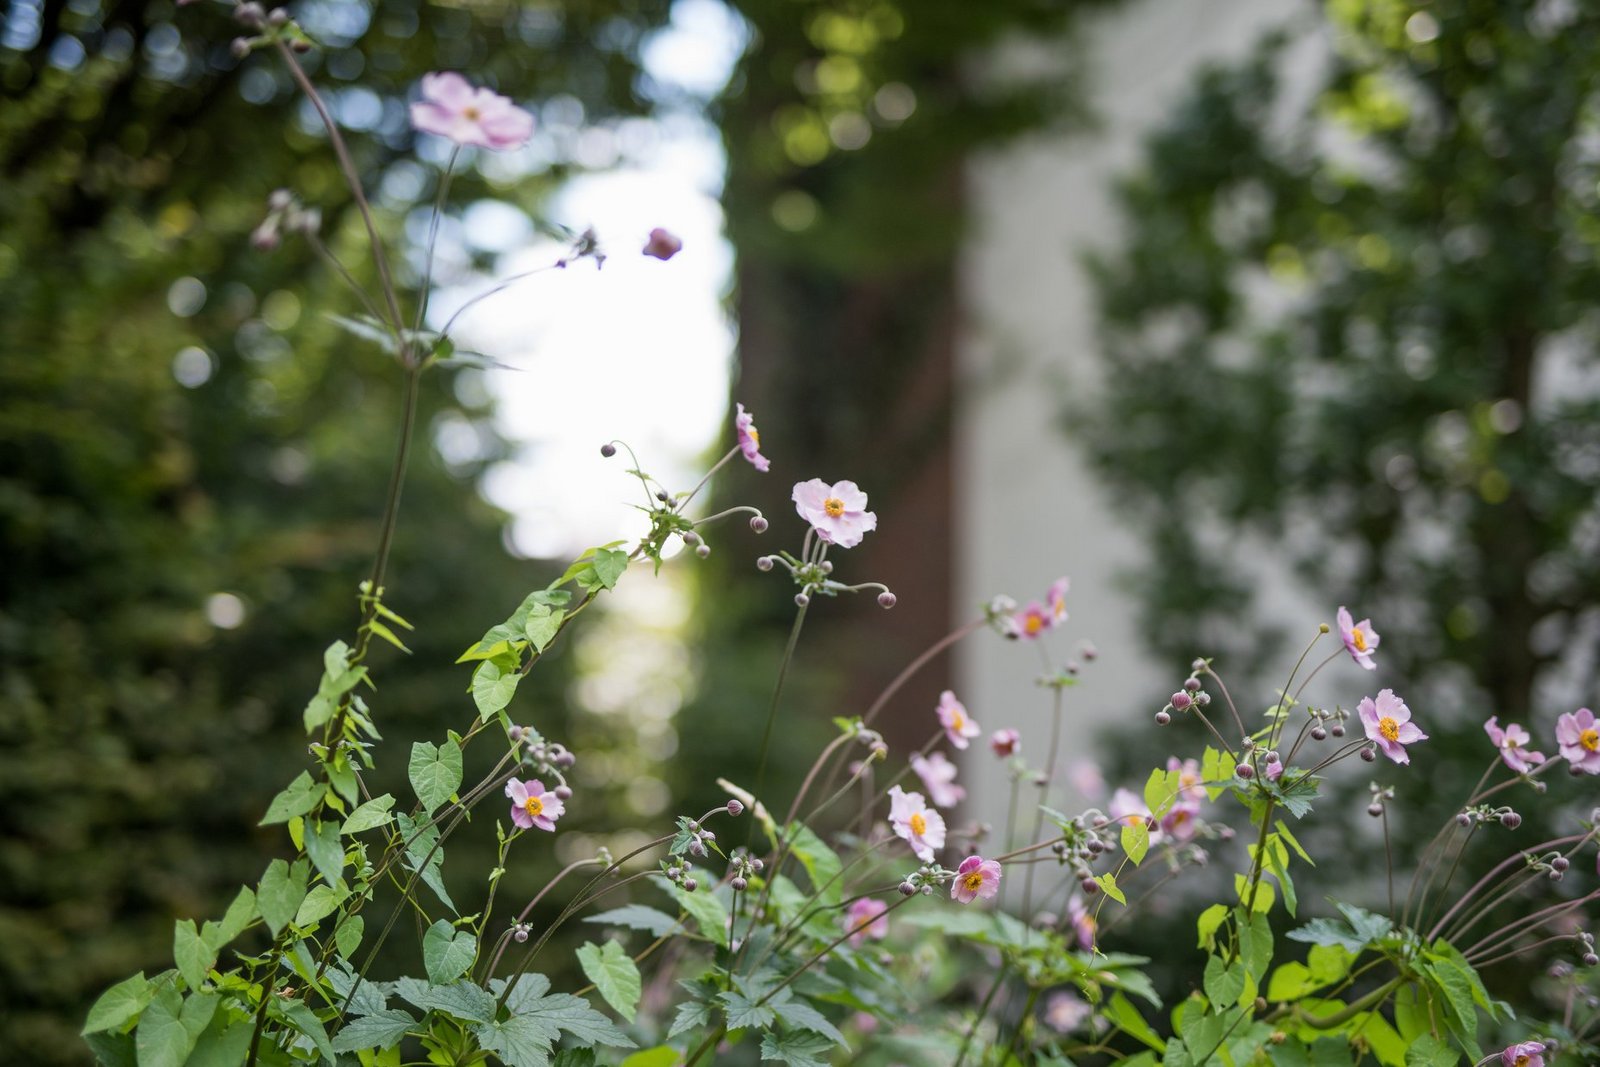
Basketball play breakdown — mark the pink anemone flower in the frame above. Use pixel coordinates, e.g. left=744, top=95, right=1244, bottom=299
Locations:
left=505, top=778, right=564, bottom=831
left=936, top=690, right=981, bottom=749
left=1336, top=606, right=1380, bottom=670
left=1555, top=708, right=1600, bottom=774
left=1358, top=689, right=1426, bottom=765
left=1485, top=716, right=1546, bottom=774
left=410, top=72, right=534, bottom=150
left=990, top=728, right=1021, bottom=759
left=734, top=403, right=769, bottom=472
left=1500, top=1042, right=1546, bottom=1067
left=910, top=752, right=965, bottom=808
left=951, top=855, right=1002, bottom=904
left=888, top=786, right=945, bottom=861
left=843, top=897, right=890, bottom=946
left=791, top=478, right=877, bottom=548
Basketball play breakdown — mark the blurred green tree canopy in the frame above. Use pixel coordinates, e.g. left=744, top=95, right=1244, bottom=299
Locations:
left=1087, top=1, right=1600, bottom=723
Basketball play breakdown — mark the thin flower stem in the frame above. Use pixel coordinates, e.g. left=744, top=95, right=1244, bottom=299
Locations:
left=438, top=262, right=562, bottom=338
left=476, top=858, right=601, bottom=983
left=1403, top=757, right=1499, bottom=929
left=1268, top=629, right=1327, bottom=752
left=862, top=617, right=987, bottom=728
left=1428, top=833, right=1590, bottom=940
left=752, top=893, right=917, bottom=1010
left=679, top=446, right=740, bottom=511
left=1467, top=757, right=1560, bottom=805
left=1381, top=806, right=1395, bottom=918
left=749, top=602, right=809, bottom=831
left=305, top=231, right=389, bottom=326
left=414, top=146, right=460, bottom=336
left=783, top=732, right=855, bottom=829
left=1411, top=822, right=1474, bottom=933
left=1471, top=932, right=1583, bottom=970
left=1022, top=686, right=1064, bottom=927
left=1465, top=889, right=1600, bottom=961
left=1200, top=663, right=1248, bottom=749
left=273, top=39, right=405, bottom=333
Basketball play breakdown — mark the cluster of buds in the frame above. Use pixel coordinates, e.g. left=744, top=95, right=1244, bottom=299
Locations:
left=680, top=818, right=717, bottom=858
left=1156, top=673, right=1212, bottom=726
left=251, top=189, right=321, bottom=251
left=555, top=226, right=606, bottom=271
left=509, top=920, right=532, bottom=944
left=983, top=595, right=1018, bottom=636
left=510, top=725, right=576, bottom=789
left=897, top=862, right=950, bottom=897
left=1574, top=930, right=1599, bottom=967
left=661, top=858, right=699, bottom=893
left=758, top=550, right=895, bottom=610
left=599, top=441, right=767, bottom=564
left=1456, top=804, right=1523, bottom=831
left=227, top=3, right=312, bottom=58
left=726, top=847, right=763, bottom=893
left=1366, top=782, right=1395, bottom=818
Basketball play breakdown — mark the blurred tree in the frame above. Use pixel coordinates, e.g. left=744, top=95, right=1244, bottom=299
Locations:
left=1087, top=2, right=1600, bottom=724
left=0, top=0, right=675, bottom=1060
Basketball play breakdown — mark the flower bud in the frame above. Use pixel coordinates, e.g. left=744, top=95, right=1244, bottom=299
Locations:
left=1155, top=710, right=1171, bottom=726
left=1554, top=856, right=1570, bottom=872
left=513, top=926, right=529, bottom=943
left=1456, top=812, right=1472, bottom=827
left=877, top=591, right=897, bottom=609
left=1184, top=678, right=1202, bottom=693
left=682, top=530, right=699, bottom=545
left=726, top=799, right=744, bottom=816
left=509, top=725, right=525, bottom=742
left=731, top=877, right=747, bottom=891
left=756, top=556, right=774, bottom=572
left=643, top=228, right=683, bottom=261
left=695, top=544, right=711, bottom=559
left=749, top=858, right=764, bottom=872
left=290, top=37, right=311, bottom=52
left=1194, top=692, right=1211, bottom=707
left=230, top=36, right=253, bottom=58
left=1549, top=869, right=1564, bottom=881
left=749, top=515, right=768, bottom=533
left=555, top=785, right=572, bottom=800
left=1502, top=812, right=1523, bottom=830
left=1585, top=952, right=1599, bottom=968
left=1360, top=746, right=1376, bottom=762
left=1170, top=691, right=1193, bottom=711
left=600, top=442, right=616, bottom=457
left=795, top=593, right=809, bottom=607
left=898, top=881, right=916, bottom=897
left=1080, top=878, right=1100, bottom=896
left=234, top=2, right=265, bottom=26
left=1330, top=723, right=1346, bottom=737
left=1235, top=762, right=1254, bottom=780
left=267, top=7, right=290, bottom=26
left=1310, top=725, right=1327, bottom=741
left=1367, top=803, right=1384, bottom=818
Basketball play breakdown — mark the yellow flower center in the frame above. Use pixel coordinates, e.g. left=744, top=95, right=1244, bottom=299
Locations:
left=1515, top=1057, right=1530, bottom=1067
left=523, top=795, right=544, bottom=819
left=1378, top=716, right=1400, bottom=743
left=909, top=812, right=927, bottom=836
left=463, top=105, right=481, bottom=121
left=1582, top=728, right=1599, bottom=752
left=1351, top=628, right=1368, bottom=652
left=1024, top=614, right=1044, bottom=635
left=964, top=871, right=985, bottom=891
left=749, top=428, right=760, bottom=445
left=823, top=496, right=845, bottom=517
left=949, top=709, right=965, bottom=731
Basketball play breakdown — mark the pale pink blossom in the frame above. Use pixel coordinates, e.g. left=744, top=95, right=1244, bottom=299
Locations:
left=1010, top=601, right=1052, bottom=640
left=888, top=785, right=945, bottom=861
left=1108, top=787, right=1156, bottom=835
left=990, top=728, right=1021, bottom=759
left=1555, top=708, right=1600, bottom=774
left=1046, top=577, right=1070, bottom=623
left=1068, top=759, right=1106, bottom=799
left=951, top=855, right=1002, bottom=904
left=1336, top=606, right=1379, bottom=670
left=791, top=478, right=877, bottom=548
left=734, top=403, right=769, bottom=472
left=410, top=72, right=533, bottom=150
left=936, top=690, right=980, bottom=749
left=1500, top=1042, right=1546, bottom=1067
left=505, top=778, right=564, bottom=831
left=1042, top=990, right=1090, bottom=1033
left=1166, top=756, right=1206, bottom=806
left=1160, top=800, right=1201, bottom=842
left=910, top=752, right=965, bottom=808
left=1358, top=689, right=1426, bottom=765
left=1066, top=894, right=1096, bottom=951
left=1485, top=716, right=1546, bottom=774
left=843, top=897, right=890, bottom=946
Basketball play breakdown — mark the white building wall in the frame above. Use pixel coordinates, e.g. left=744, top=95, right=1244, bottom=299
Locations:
left=955, top=0, right=1319, bottom=837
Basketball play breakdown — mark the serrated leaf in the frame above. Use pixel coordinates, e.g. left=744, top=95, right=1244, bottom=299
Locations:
left=720, top=989, right=776, bottom=1030
left=422, top=920, right=476, bottom=984
left=577, top=941, right=642, bottom=1022
left=260, top=772, right=325, bottom=826
left=340, top=794, right=395, bottom=835
left=668, top=999, right=712, bottom=1039
left=771, top=995, right=846, bottom=1047
left=472, top=660, right=521, bottom=721
left=760, top=1030, right=835, bottom=1067
left=173, top=920, right=213, bottom=990
left=82, top=973, right=155, bottom=1035
left=583, top=905, right=680, bottom=937
left=329, top=1008, right=417, bottom=1053
left=276, top=998, right=335, bottom=1062
left=666, top=881, right=730, bottom=946
left=334, top=914, right=364, bottom=960
left=257, top=858, right=309, bottom=936
left=303, top=818, right=345, bottom=886
left=784, top=822, right=842, bottom=904
left=409, top=740, right=462, bottom=814
left=473, top=1015, right=556, bottom=1067
left=419, top=979, right=497, bottom=1023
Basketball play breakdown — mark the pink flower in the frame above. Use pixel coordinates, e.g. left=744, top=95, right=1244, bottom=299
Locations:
left=936, top=690, right=980, bottom=749
left=1500, top=1042, right=1546, bottom=1067
left=843, top=897, right=890, bottom=946
left=1046, top=577, right=1070, bottom=624
left=990, top=728, right=1021, bottom=759
left=1068, top=759, right=1105, bottom=800
left=1262, top=753, right=1284, bottom=782
left=1485, top=716, right=1547, bottom=774
left=734, top=403, right=769, bottom=472
left=911, top=752, right=965, bottom=808
left=1042, top=990, right=1090, bottom=1033
left=791, top=479, right=877, bottom=549
left=1358, top=689, right=1427, bottom=765
left=505, top=778, right=564, bottom=831
left=1066, top=894, right=1096, bottom=950
left=409, top=72, right=533, bottom=150
left=1010, top=601, right=1052, bottom=640
left=951, top=855, right=1002, bottom=904
left=642, top=228, right=682, bottom=261
left=1166, top=756, right=1206, bottom=805
left=1336, top=606, right=1379, bottom=670
left=1160, top=800, right=1201, bottom=842
left=1556, top=708, right=1600, bottom=774
left=1108, top=787, right=1156, bottom=835
left=889, top=785, right=946, bottom=861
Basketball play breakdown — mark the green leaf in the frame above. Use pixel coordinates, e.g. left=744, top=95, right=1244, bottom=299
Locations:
left=784, top=822, right=842, bottom=904
left=210, top=887, right=256, bottom=949
left=523, top=603, right=562, bottom=651
left=276, top=998, right=335, bottom=1063
left=668, top=999, right=713, bottom=1039
left=1143, top=766, right=1180, bottom=818
left=620, top=1048, right=680, bottom=1067
left=720, top=988, right=776, bottom=1030
left=1404, top=1034, right=1460, bottom=1067
left=422, top=920, right=476, bottom=984
left=257, top=858, right=309, bottom=936
left=1121, top=821, right=1150, bottom=865
left=584, top=905, right=680, bottom=937
left=184, top=1011, right=253, bottom=1067
left=330, top=1009, right=417, bottom=1053
left=593, top=548, right=628, bottom=589
left=340, top=793, right=396, bottom=835
left=409, top=739, right=463, bottom=815
left=771, top=995, right=846, bottom=1047
left=1203, top=956, right=1246, bottom=1008
left=366, top=618, right=412, bottom=653
left=418, top=980, right=497, bottom=1024
left=1096, top=872, right=1127, bottom=905
left=1200, top=747, right=1230, bottom=801
left=295, top=883, right=348, bottom=927
left=134, top=986, right=217, bottom=1067
left=577, top=941, right=642, bottom=1022
left=1266, top=962, right=1319, bottom=1001
left=1237, top=908, right=1273, bottom=981
left=395, top=811, right=457, bottom=913
left=1104, top=992, right=1165, bottom=1053
left=760, top=1030, right=835, bottom=1067
left=1196, top=903, right=1229, bottom=951
left=1267, top=838, right=1298, bottom=917
left=173, top=920, right=213, bottom=990
left=488, top=975, right=635, bottom=1049
left=1277, top=821, right=1314, bottom=865
left=335, top=914, right=364, bottom=960
left=303, top=818, right=345, bottom=886
left=472, top=659, right=521, bottom=721
left=82, top=973, right=155, bottom=1035
left=259, top=771, right=326, bottom=826
left=666, top=881, right=730, bottom=946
